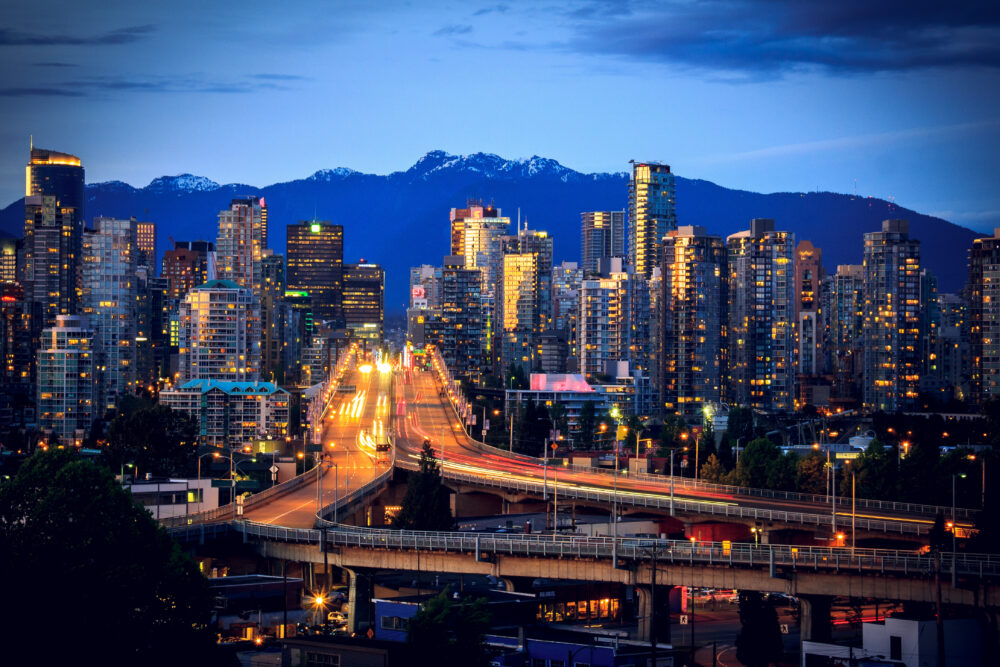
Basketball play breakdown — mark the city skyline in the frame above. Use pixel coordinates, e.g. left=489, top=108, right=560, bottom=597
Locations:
left=0, top=1, right=998, bottom=232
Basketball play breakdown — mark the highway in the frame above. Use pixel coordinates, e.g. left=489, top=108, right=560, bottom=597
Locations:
left=393, top=362, right=969, bottom=535
left=242, top=358, right=390, bottom=528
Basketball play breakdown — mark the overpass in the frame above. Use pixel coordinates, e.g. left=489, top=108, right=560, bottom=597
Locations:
left=170, top=514, right=1000, bottom=642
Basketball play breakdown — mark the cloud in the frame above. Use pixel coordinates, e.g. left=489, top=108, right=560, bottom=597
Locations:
left=0, top=86, right=85, bottom=97
left=251, top=73, right=310, bottom=81
left=434, top=24, right=473, bottom=36
left=564, top=1, right=1000, bottom=77
left=0, top=24, right=155, bottom=47
left=473, top=4, right=509, bottom=16
left=32, top=62, right=78, bottom=68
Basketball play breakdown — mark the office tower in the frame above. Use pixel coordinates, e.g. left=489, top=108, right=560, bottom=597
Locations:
left=0, top=238, right=17, bottom=283
left=628, top=162, right=676, bottom=279
left=162, top=240, right=216, bottom=300
left=862, top=219, right=921, bottom=412
left=136, top=222, right=157, bottom=272
left=726, top=219, right=796, bottom=412
left=934, top=293, right=970, bottom=402
left=969, top=229, right=1000, bottom=404
left=286, top=221, right=344, bottom=324
left=260, top=250, right=287, bottom=379
left=177, top=279, right=260, bottom=382
left=216, top=196, right=266, bottom=292
left=37, top=315, right=95, bottom=444
left=342, top=262, right=384, bottom=343
left=553, top=261, right=583, bottom=372
left=659, top=226, right=726, bottom=418
left=23, top=147, right=85, bottom=326
left=581, top=211, right=625, bottom=275
left=409, top=265, right=443, bottom=309
left=829, top=265, right=865, bottom=402
left=437, top=255, right=486, bottom=381
left=794, top=241, right=824, bottom=377
left=134, top=274, right=171, bottom=387
left=502, top=252, right=540, bottom=372
left=578, top=259, right=652, bottom=380
left=82, top=217, right=139, bottom=411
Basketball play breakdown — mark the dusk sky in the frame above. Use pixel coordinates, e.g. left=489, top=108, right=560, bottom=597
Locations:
left=2, top=0, right=999, bottom=230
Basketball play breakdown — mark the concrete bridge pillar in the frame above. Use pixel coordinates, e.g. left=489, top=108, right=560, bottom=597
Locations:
left=344, top=568, right=374, bottom=635
left=799, top=594, right=833, bottom=644
left=635, top=585, right=673, bottom=644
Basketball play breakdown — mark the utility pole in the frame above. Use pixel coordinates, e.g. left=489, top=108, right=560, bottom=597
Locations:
left=669, top=449, right=675, bottom=517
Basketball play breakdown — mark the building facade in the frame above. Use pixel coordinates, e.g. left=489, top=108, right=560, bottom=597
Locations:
left=726, top=219, right=796, bottom=412
left=829, top=264, right=865, bottom=403
left=659, top=226, right=726, bottom=418
left=23, top=147, right=85, bottom=327
left=628, top=162, right=676, bottom=279
left=581, top=211, right=625, bottom=275
left=343, top=262, right=385, bottom=343
left=969, top=228, right=1000, bottom=404
left=578, top=260, right=652, bottom=381
left=82, top=216, right=139, bottom=411
left=862, top=219, right=921, bottom=412
left=160, top=379, right=290, bottom=446
left=162, top=240, right=216, bottom=300
left=216, top=197, right=266, bottom=293
left=286, top=221, right=344, bottom=324
left=177, top=279, right=261, bottom=382
left=37, top=315, right=95, bottom=444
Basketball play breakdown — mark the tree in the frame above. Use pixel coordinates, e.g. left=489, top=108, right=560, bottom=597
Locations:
left=840, top=439, right=896, bottom=500
left=766, top=452, right=799, bottom=492
left=578, top=401, right=596, bottom=450
left=506, top=362, right=528, bottom=390
left=392, top=441, right=453, bottom=530
left=700, top=454, right=726, bottom=483
left=735, top=591, right=784, bottom=667
left=623, top=414, right=644, bottom=453
left=797, top=451, right=828, bottom=495
left=106, top=404, right=199, bottom=478
left=726, top=406, right=755, bottom=444
left=0, top=450, right=215, bottom=665
left=407, top=590, right=492, bottom=667
left=732, top=437, right=781, bottom=488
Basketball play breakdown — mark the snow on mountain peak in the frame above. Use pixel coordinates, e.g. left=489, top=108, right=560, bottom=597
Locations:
left=146, top=174, right=221, bottom=192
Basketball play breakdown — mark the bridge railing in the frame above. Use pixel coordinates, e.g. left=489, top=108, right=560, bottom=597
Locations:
left=397, top=458, right=931, bottom=536
left=421, top=355, right=977, bottom=521
left=160, top=463, right=321, bottom=528
left=218, top=520, right=1000, bottom=579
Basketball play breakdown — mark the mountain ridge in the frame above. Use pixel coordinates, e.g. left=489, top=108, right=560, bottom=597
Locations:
left=0, top=150, right=978, bottom=310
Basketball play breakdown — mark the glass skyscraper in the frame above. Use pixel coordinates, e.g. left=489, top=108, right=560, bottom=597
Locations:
left=628, top=162, right=676, bottom=279
left=286, top=221, right=344, bottom=324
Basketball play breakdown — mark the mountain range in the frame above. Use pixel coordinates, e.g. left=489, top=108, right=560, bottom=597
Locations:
left=0, top=150, right=978, bottom=311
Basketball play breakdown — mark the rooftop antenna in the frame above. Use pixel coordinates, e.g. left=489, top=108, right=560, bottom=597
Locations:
left=517, top=208, right=521, bottom=234
left=30, top=135, right=33, bottom=150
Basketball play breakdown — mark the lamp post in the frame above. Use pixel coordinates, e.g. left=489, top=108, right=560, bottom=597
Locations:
left=196, top=451, right=220, bottom=514
left=669, top=447, right=676, bottom=517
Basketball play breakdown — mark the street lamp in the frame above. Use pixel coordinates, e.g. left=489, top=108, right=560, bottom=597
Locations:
left=195, top=451, right=220, bottom=514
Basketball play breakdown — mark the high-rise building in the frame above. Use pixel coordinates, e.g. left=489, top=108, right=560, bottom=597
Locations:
left=286, top=221, right=344, bottom=324
left=23, top=147, right=85, bottom=326
left=161, top=240, right=216, bottom=300
left=795, top=240, right=824, bottom=377
left=82, top=217, right=139, bottom=411
left=581, top=211, right=625, bottom=275
left=969, top=228, right=1000, bottom=404
left=216, top=197, right=266, bottom=292
left=578, top=259, right=652, bottom=380
left=134, top=274, right=171, bottom=387
left=409, top=265, right=443, bottom=309
left=1, top=283, right=42, bottom=410
left=438, top=255, right=486, bottom=381
left=450, top=201, right=505, bottom=259
left=862, top=219, right=921, bottom=412
left=37, top=315, right=95, bottom=444
left=160, top=379, right=289, bottom=447
left=628, top=162, right=676, bottom=279
left=0, top=238, right=17, bottom=284
left=659, top=226, right=726, bottom=418
left=829, top=265, right=865, bottom=402
left=553, top=261, right=583, bottom=372
left=136, top=222, right=157, bottom=272
left=726, top=219, right=796, bottom=412
left=502, top=252, right=541, bottom=372
left=260, top=250, right=287, bottom=379
left=343, top=262, right=384, bottom=343
left=177, top=279, right=261, bottom=382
